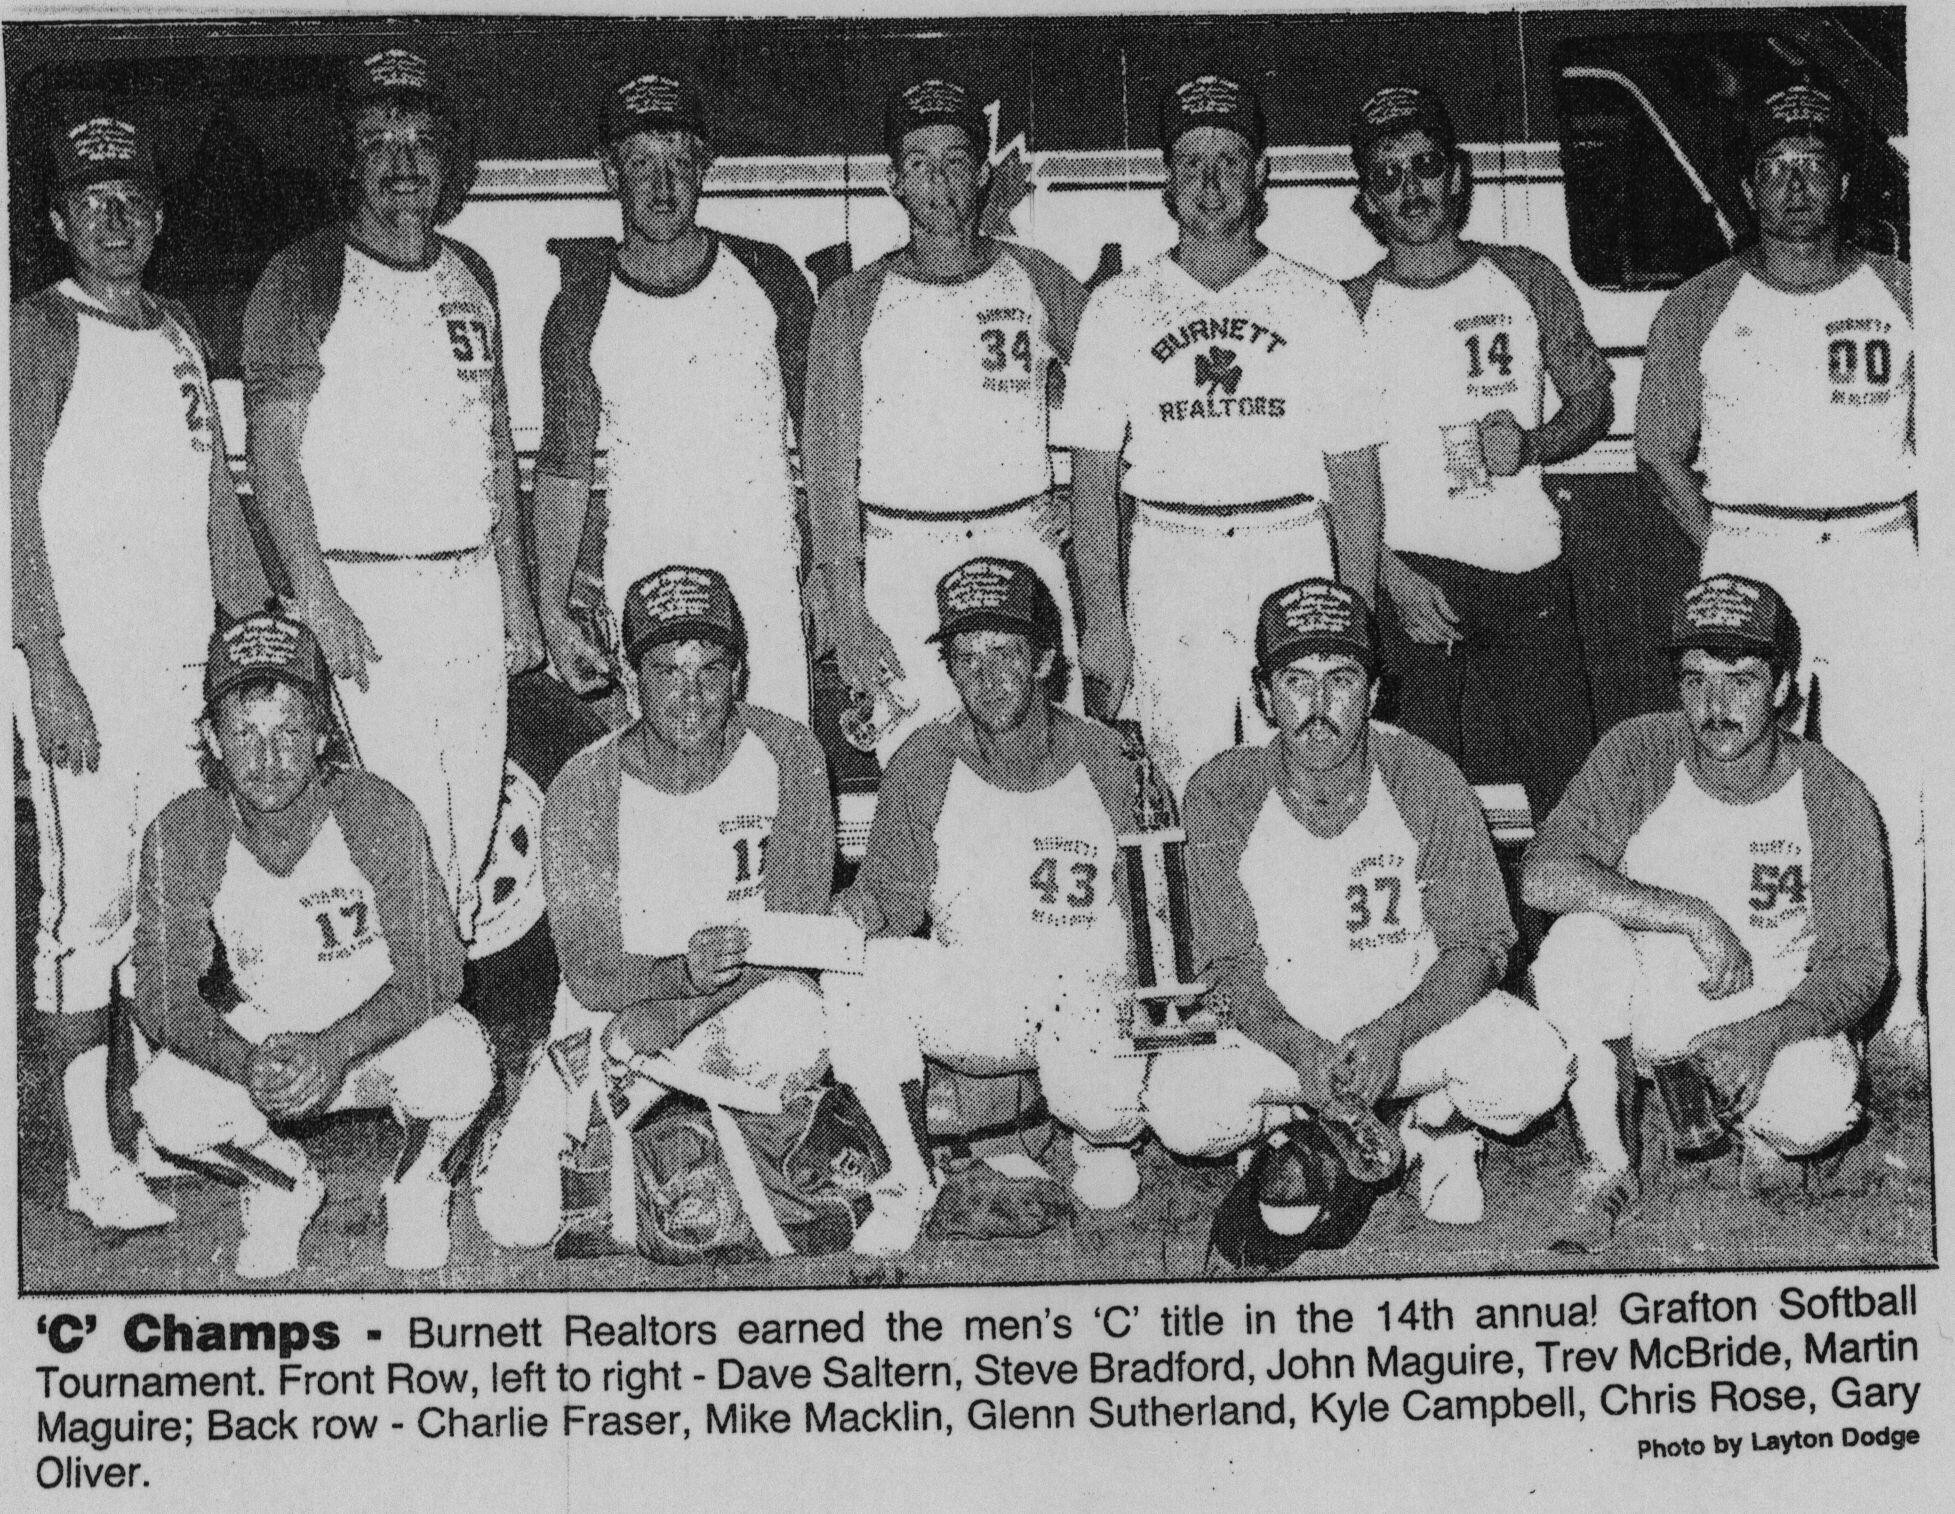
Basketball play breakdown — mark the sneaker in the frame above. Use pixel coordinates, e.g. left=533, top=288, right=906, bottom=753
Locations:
left=1070, top=1136, right=1140, bottom=1211
left=384, top=1174, right=457, bottom=1271
left=1739, top=1129, right=1804, bottom=1200
left=1551, top=1163, right=1639, bottom=1254
left=67, top=1163, right=177, bottom=1232
left=1400, top=1115, right=1484, bottom=1225
left=851, top=1178, right=936, bottom=1258
left=236, top=1166, right=326, bottom=1280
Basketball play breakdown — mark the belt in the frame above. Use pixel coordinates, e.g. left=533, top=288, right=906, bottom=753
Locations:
left=863, top=490, right=1046, bottom=524
left=1133, top=491, right=1320, bottom=519
left=1711, top=494, right=1913, bottom=524
left=323, top=542, right=491, bottom=564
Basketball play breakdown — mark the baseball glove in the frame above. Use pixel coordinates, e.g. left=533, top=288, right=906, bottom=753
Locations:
left=926, top=1163, right=1075, bottom=1242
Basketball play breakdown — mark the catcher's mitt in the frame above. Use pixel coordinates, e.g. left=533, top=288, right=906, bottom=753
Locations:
left=926, top=1164, right=1075, bottom=1242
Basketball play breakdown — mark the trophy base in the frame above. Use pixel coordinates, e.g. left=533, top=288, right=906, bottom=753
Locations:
left=1127, top=986, right=1223, bottom=1053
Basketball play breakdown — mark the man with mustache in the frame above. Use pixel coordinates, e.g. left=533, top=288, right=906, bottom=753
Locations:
left=1637, top=84, right=1917, bottom=1049
left=1058, top=73, right=1384, bottom=798
left=1147, top=578, right=1571, bottom=1231
left=536, top=70, right=815, bottom=723
left=1343, top=85, right=1612, bottom=826
left=1526, top=575, right=1889, bottom=1247
left=804, top=77, right=1086, bottom=762
left=243, top=49, right=544, bottom=946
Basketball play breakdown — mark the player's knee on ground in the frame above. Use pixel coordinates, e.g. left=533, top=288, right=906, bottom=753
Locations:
left=473, top=1044, right=574, bottom=1250
left=370, top=1008, right=497, bottom=1122
left=1144, top=1036, right=1288, bottom=1159
left=1532, top=912, right=1638, bottom=1046
left=1417, top=991, right=1574, bottom=1139
left=131, top=1051, right=269, bottom=1156
left=1743, top=1035, right=1860, bottom=1157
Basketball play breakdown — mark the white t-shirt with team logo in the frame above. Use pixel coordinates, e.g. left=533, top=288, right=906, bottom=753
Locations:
left=1057, top=251, right=1383, bottom=507
left=213, top=812, right=397, bottom=1042
left=617, top=730, right=781, bottom=958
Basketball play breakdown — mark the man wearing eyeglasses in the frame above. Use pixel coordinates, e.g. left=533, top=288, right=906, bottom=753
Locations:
left=1637, top=85, right=1917, bottom=1042
left=1344, top=86, right=1613, bottom=829
left=243, top=50, right=544, bottom=945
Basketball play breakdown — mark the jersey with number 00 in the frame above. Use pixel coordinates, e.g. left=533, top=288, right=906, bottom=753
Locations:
left=1185, top=726, right=1515, bottom=1043
left=1055, top=251, right=1382, bottom=507
left=1638, top=252, right=1912, bottom=512
left=1348, top=247, right=1611, bottom=572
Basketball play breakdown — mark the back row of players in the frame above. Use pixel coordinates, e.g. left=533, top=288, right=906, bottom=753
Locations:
left=14, top=52, right=1913, bottom=1271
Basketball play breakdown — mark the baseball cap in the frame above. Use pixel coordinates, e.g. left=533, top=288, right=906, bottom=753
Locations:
left=1209, top=1116, right=1385, bottom=1271
left=1748, top=84, right=1845, bottom=161
left=1349, top=84, right=1457, bottom=162
left=884, top=77, right=987, bottom=160
left=51, top=114, right=159, bottom=194
left=1661, top=574, right=1801, bottom=668
left=345, top=47, right=444, bottom=108
left=925, top=557, right=1054, bottom=645
left=204, top=613, right=328, bottom=710
left=603, top=70, right=708, bottom=145
left=1160, top=73, right=1267, bottom=157
left=621, top=566, right=747, bottom=665
left=1255, top=578, right=1379, bottom=676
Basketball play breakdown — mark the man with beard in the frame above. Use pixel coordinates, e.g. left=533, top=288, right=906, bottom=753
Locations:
left=825, top=558, right=1152, bottom=1254
left=536, top=70, right=815, bottom=722
left=1526, top=576, right=1888, bottom=1245
left=1637, top=84, right=1917, bottom=1043
left=13, top=110, right=269, bottom=1230
left=130, top=614, right=494, bottom=1277
left=1146, top=579, right=1571, bottom=1228
left=243, top=49, right=544, bottom=944
left=1057, top=73, right=1384, bottom=797
left=1344, top=85, right=1613, bottom=825
left=803, top=76, right=1087, bottom=762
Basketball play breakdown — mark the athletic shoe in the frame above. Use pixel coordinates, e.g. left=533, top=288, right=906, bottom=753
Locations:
left=1400, top=1113, right=1485, bottom=1224
left=1070, top=1135, right=1140, bottom=1211
left=236, top=1165, right=326, bottom=1280
left=1550, top=1162, right=1639, bottom=1254
left=67, top=1163, right=176, bottom=1232
left=384, top=1173, right=457, bottom=1271
left=850, top=1178, right=936, bottom=1257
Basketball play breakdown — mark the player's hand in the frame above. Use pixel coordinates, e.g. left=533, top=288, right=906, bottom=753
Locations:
left=1078, top=616, right=1134, bottom=721
left=832, top=607, right=905, bottom=703
left=297, top=586, right=381, bottom=691
left=248, top=1032, right=350, bottom=1120
left=1323, top=1014, right=1407, bottom=1109
left=1688, top=1015, right=1786, bottom=1121
left=541, top=613, right=611, bottom=696
left=1383, top=557, right=1463, bottom=647
left=830, top=891, right=884, bottom=937
left=1683, top=904, right=1754, bottom=1000
left=684, top=925, right=750, bottom=994
left=1478, top=409, right=1529, bottom=477
left=1255, top=1024, right=1340, bottom=1109
left=25, top=648, right=101, bottom=774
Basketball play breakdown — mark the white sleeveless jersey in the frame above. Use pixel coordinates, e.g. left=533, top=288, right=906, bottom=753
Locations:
left=1699, top=264, right=1912, bottom=509
left=594, top=255, right=799, bottom=593
left=1619, top=761, right=1815, bottom=1023
left=306, top=245, right=500, bottom=555
left=1236, top=768, right=1436, bottom=1042
left=858, top=256, right=1057, bottom=513
left=1363, top=260, right=1559, bottom=571
left=212, top=813, right=397, bottom=1042
left=930, top=760, right=1128, bottom=986
left=617, top=731, right=782, bottom=958
left=38, top=284, right=217, bottom=677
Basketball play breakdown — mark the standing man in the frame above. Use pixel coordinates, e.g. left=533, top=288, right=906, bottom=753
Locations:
left=13, top=111, right=270, bottom=1229
left=1637, top=84, right=1916, bottom=1033
left=1345, top=85, right=1614, bottom=825
left=1527, top=576, right=1889, bottom=1241
left=242, top=50, right=544, bottom=944
left=803, top=76, right=1087, bottom=762
left=1058, top=73, right=1385, bottom=798
left=536, top=70, right=816, bottom=722
left=132, top=614, right=494, bottom=1277
left=1145, top=580, right=1571, bottom=1228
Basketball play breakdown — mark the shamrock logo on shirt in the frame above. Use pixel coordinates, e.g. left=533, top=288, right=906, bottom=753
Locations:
left=1195, top=346, right=1242, bottom=397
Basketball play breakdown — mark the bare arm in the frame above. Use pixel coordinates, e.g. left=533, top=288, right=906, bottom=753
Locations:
left=1324, top=444, right=1383, bottom=606
left=1524, top=846, right=1749, bottom=999
left=1069, top=447, right=1132, bottom=716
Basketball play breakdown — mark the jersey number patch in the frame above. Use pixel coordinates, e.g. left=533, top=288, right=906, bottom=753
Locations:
left=315, top=901, right=370, bottom=953
left=1465, top=331, right=1513, bottom=380
left=447, top=316, right=493, bottom=365
left=1345, top=874, right=1403, bottom=933
left=1749, top=862, right=1807, bottom=912
left=1827, top=338, right=1893, bottom=387
left=1030, top=856, right=1097, bottom=909
left=982, top=327, right=1033, bottom=373
left=733, top=835, right=770, bottom=884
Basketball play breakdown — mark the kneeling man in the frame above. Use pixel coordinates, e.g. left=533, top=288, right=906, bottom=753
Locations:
left=1526, top=575, right=1888, bottom=1232
left=827, top=559, right=1152, bottom=1254
left=1147, top=579, right=1571, bottom=1226
left=131, top=614, right=494, bottom=1277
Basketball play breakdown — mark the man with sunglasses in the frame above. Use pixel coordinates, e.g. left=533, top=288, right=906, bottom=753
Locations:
left=243, top=50, right=544, bottom=946
left=1345, top=86, right=1613, bottom=829
left=1637, top=85, right=1917, bottom=1045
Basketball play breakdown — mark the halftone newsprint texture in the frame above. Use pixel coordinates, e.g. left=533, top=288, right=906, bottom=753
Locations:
left=2, top=5, right=1949, bottom=1512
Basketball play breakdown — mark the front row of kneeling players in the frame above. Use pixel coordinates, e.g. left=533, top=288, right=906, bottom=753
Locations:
left=131, top=559, right=1889, bottom=1274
